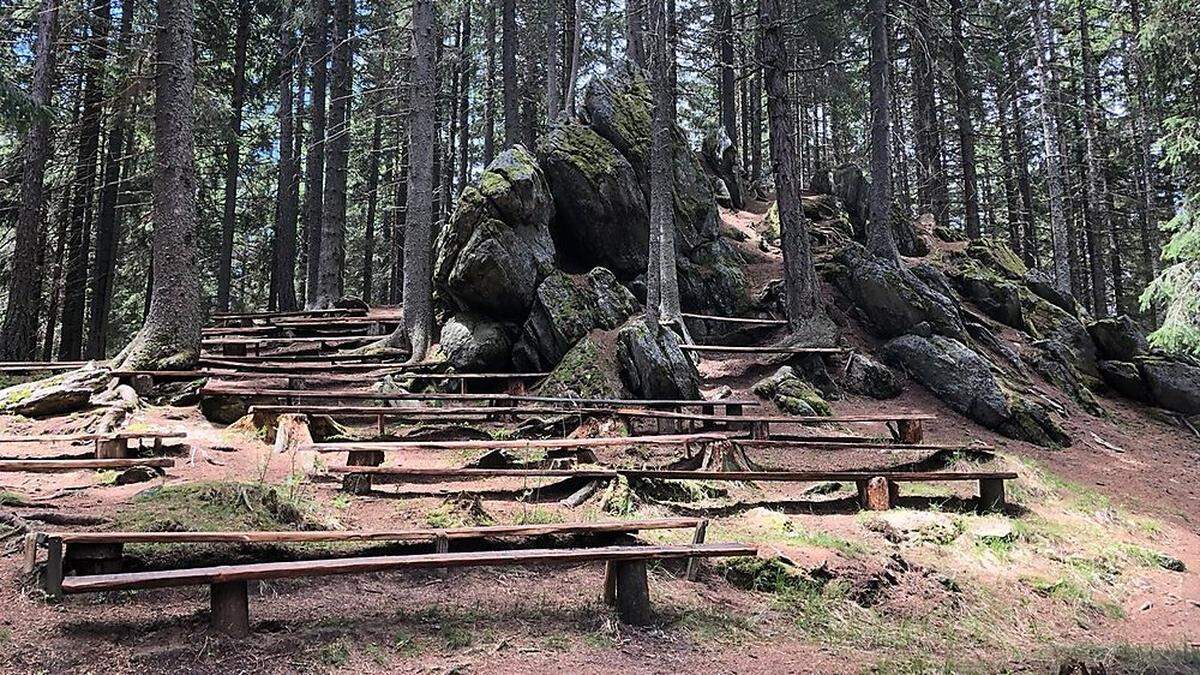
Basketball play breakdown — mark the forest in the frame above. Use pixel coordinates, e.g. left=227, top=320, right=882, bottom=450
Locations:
left=0, top=0, right=1199, bottom=672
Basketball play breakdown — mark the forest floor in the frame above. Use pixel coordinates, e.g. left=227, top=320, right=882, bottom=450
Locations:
left=0, top=207, right=1198, bottom=674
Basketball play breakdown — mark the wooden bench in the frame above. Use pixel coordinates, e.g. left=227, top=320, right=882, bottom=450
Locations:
left=322, top=466, right=1016, bottom=512
left=0, top=457, right=174, bottom=473
left=300, top=433, right=731, bottom=493
left=0, top=361, right=93, bottom=373
left=595, top=408, right=935, bottom=442
left=57, top=542, right=755, bottom=634
left=202, top=335, right=378, bottom=357
left=211, top=307, right=368, bottom=326
left=33, top=517, right=707, bottom=595
left=0, top=430, right=186, bottom=459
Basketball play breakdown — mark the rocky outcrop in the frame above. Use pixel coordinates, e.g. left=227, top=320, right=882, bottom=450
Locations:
left=512, top=268, right=637, bottom=371
left=944, top=241, right=1029, bottom=330
left=615, top=318, right=700, bottom=400
left=752, top=366, right=831, bottom=415
left=883, top=334, right=1069, bottom=446
left=536, top=332, right=628, bottom=399
left=1097, top=360, right=1150, bottom=402
left=0, top=365, right=113, bottom=418
left=440, top=313, right=516, bottom=372
left=842, top=353, right=903, bottom=400
left=701, top=128, right=744, bottom=209
left=1137, top=357, right=1200, bottom=416
left=829, top=244, right=965, bottom=340
left=1088, top=315, right=1150, bottom=362
left=433, top=146, right=556, bottom=319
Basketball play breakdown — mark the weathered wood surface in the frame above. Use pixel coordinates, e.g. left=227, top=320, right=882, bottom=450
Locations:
left=599, top=408, right=936, bottom=425
left=59, top=543, right=757, bottom=593
left=213, top=387, right=759, bottom=409
left=44, top=518, right=703, bottom=545
left=0, top=431, right=186, bottom=444
left=326, top=466, right=1018, bottom=483
left=303, top=433, right=730, bottom=454
left=679, top=313, right=788, bottom=326
left=0, top=458, right=174, bottom=472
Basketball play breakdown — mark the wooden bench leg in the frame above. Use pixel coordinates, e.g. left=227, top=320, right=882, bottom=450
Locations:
left=210, top=580, right=250, bottom=637
left=434, top=532, right=449, bottom=578
left=343, top=450, right=385, bottom=494
left=896, top=419, right=923, bottom=444
left=94, top=438, right=127, bottom=459
left=130, top=374, right=155, bottom=396
left=979, top=479, right=1006, bottom=513
left=750, top=420, right=769, bottom=440
left=602, top=561, right=617, bottom=606
left=44, top=537, right=63, bottom=598
left=685, top=520, right=709, bottom=581
left=612, top=560, right=652, bottom=625
left=859, top=476, right=893, bottom=511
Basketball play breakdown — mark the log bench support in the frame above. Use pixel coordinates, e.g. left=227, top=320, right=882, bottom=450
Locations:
left=895, top=419, right=924, bottom=444
left=343, top=450, right=385, bottom=494
left=750, top=420, right=770, bottom=440
left=685, top=520, right=709, bottom=581
left=94, top=438, right=128, bottom=459
left=222, top=343, right=248, bottom=357
left=857, top=477, right=895, bottom=511
left=610, top=560, right=652, bottom=625
left=979, top=478, right=1006, bottom=512
left=210, top=580, right=251, bottom=637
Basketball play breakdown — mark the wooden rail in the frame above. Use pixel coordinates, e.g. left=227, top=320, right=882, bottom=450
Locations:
left=680, top=313, right=788, bottom=326
left=679, top=345, right=848, bottom=355
left=0, top=457, right=174, bottom=472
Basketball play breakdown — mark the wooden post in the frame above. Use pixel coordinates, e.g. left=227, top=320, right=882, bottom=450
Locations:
left=896, top=419, right=924, bottom=444
left=210, top=580, right=251, bottom=637
left=130, top=373, right=155, bottom=396
left=726, top=403, right=744, bottom=432
left=750, top=420, right=769, bottom=440
left=22, top=534, right=38, bottom=575
left=862, top=476, right=893, bottom=510
left=343, top=449, right=385, bottom=494
left=602, top=561, right=617, bottom=606
left=685, top=520, right=709, bottom=581
left=376, top=414, right=386, bottom=437
left=434, top=532, right=449, bottom=578
left=612, top=560, right=652, bottom=625
left=979, top=478, right=1006, bottom=512
left=94, top=438, right=128, bottom=459
left=44, top=537, right=63, bottom=598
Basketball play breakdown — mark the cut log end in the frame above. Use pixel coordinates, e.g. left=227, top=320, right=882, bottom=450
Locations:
left=210, top=580, right=250, bottom=637
left=612, top=560, right=652, bottom=625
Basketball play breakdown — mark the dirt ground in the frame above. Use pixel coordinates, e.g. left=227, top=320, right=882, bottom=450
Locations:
left=1, top=208, right=1198, bottom=674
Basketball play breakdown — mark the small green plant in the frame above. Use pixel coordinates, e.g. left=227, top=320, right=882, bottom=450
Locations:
left=440, top=623, right=473, bottom=650
left=513, top=505, right=562, bottom=525
left=94, top=470, right=119, bottom=485
left=318, top=638, right=351, bottom=667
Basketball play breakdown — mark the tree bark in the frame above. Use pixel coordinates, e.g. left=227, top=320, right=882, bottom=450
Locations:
left=60, top=0, right=112, bottom=361
left=502, top=0, right=520, bottom=148
left=564, top=0, right=584, bottom=117
left=1005, top=44, right=1039, bottom=267
left=646, top=0, right=680, bottom=324
left=626, top=0, right=645, bottom=67
left=1, top=0, right=59, bottom=360
left=546, top=0, right=560, bottom=122
left=303, top=0, right=330, bottom=302
left=382, top=0, right=436, bottom=359
left=484, top=2, right=497, bottom=164
left=274, top=8, right=300, bottom=312
left=867, top=0, right=898, bottom=259
left=216, top=0, right=250, bottom=312
left=948, top=0, right=981, bottom=239
left=115, top=0, right=201, bottom=370
left=909, top=0, right=948, bottom=227
left=1077, top=0, right=1109, bottom=316
left=760, top=0, right=821, bottom=331
left=361, top=96, right=384, bottom=304
left=86, top=0, right=136, bottom=358
left=457, top=1, right=472, bottom=191
left=312, top=0, right=354, bottom=308
left=1029, top=0, right=1071, bottom=294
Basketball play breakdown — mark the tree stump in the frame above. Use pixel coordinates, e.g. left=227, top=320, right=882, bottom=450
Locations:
left=895, top=419, right=923, bottom=444
left=859, top=476, right=892, bottom=510
left=342, top=449, right=385, bottom=494
left=210, top=580, right=250, bottom=637
left=612, top=560, right=652, bottom=625
left=94, top=438, right=128, bottom=459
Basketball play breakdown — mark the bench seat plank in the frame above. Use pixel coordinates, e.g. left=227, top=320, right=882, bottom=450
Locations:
left=0, top=458, right=174, bottom=472
left=303, top=433, right=730, bottom=454
left=60, top=543, right=756, bottom=593
left=325, top=466, right=1018, bottom=482
left=0, top=431, right=186, bottom=444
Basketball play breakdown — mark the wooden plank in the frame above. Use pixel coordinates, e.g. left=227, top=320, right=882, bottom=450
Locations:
left=303, top=432, right=730, bottom=454
left=60, top=543, right=758, bottom=593
left=325, top=466, right=1018, bottom=483
left=212, top=308, right=366, bottom=321
left=46, top=518, right=703, bottom=546
left=209, top=387, right=759, bottom=408
left=0, top=361, right=93, bottom=373
left=600, top=408, right=937, bottom=425
left=739, top=439, right=992, bottom=452
left=0, top=431, right=187, bottom=444
left=202, top=366, right=550, bottom=380
left=201, top=335, right=377, bottom=346
left=680, top=313, right=788, bottom=326
left=0, top=458, right=174, bottom=473
left=679, top=345, right=847, bottom=354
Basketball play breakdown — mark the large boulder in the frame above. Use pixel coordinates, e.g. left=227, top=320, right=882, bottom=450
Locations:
left=615, top=318, right=700, bottom=400
left=1097, top=360, right=1151, bottom=402
left=882, top=334, right=1069, bottom=446
left=752, top=366, right=831, bottom=415
left=433, top=146, right=556, bottom=320
left=1088, top=315, right=1150, bottom=362
left=945, top=240, right=1029, bottom=330
left=440, top=313, right=516, bottom=372
left=701, top=128, right=744, bottom=209
left=512, top=268, right=637, bottom=371
left=536, top=332, right=628, bottom=399
left=1019, top=287, right=1098, bottom=376
left=537, top=123, right=648, bottom=278
left=0, top=365, right=113, bottom=418
left=828, top=244, right=965, bottom=340
left=1137, top=357, right=1200, bottom=416
left=842, top=353, right=903, bottom=400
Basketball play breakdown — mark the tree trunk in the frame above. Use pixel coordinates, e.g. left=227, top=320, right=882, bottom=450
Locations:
left=626, top=0, right=645, bottom=67
left=1029, top=0, right=1071, bottom=294
left=546, top=0, right=560, bottom=122
left=867, top=0, right=898, bottom=259
left=1127, top=0, right=1158, bottom=301
left=996, top=78, right=1023, bottom=258
left=909, top=0, right=948, bottom=227
left=303, top=0, right=330, bottom=302
left=1005, top=45, right=1038, bottom=267
left=216, top=0, right=250, bottom=312
left=115, top=0, right=201, bottom=370
left=274, top=9, right=300, bottom=312
left=484, top=2, right=497, bottom=164
left=948, top=0, right=981, bottom=239
left=361, top=98, right=384, bottom=304
left=564, top=0, right=584, bottom=117
left=760, top=0, right=821, bottom=330
left=2, top=0, right=59, bottom=360
left=502, top=0, right=520, bottom=148
left=86, top=0, right=136, bottom=358
left=313, top=0, right=355, bottom=309
left=383, top=0, right=436, bottom=359
left=646, top=0, right=680, bottom=324
left=457, top=1, right=472, bottom=191
left=1077, top=0, right=1109, bottom=316
left=60, top=0, right=112, bottom=361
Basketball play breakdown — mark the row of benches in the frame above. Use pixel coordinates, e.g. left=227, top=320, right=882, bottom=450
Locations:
left=29, top=518, right=750, bottom=634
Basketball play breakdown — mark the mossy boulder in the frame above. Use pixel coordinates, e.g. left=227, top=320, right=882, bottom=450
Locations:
left=0, top=365, right=112, bottom=417
left=615, top=317, right=701, bottom=400
left=433, top=146, right=556, bottom=320
left=1087, top=315, right=1150, bottom=362
left=440, top=312, right=516, bottom=372
left=842, top=353, right=903, bottom=400
left=512, top=268, right=637, bottom=371
left=536, top=332, right=627, bottom=399
left=701, top=127, right=744, bottom=208
left=1136, top=356, right=1200, bottom=415
left=752, top=366, right=831, bottom=416
left=1018, top=287, right=1098, bottom=376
